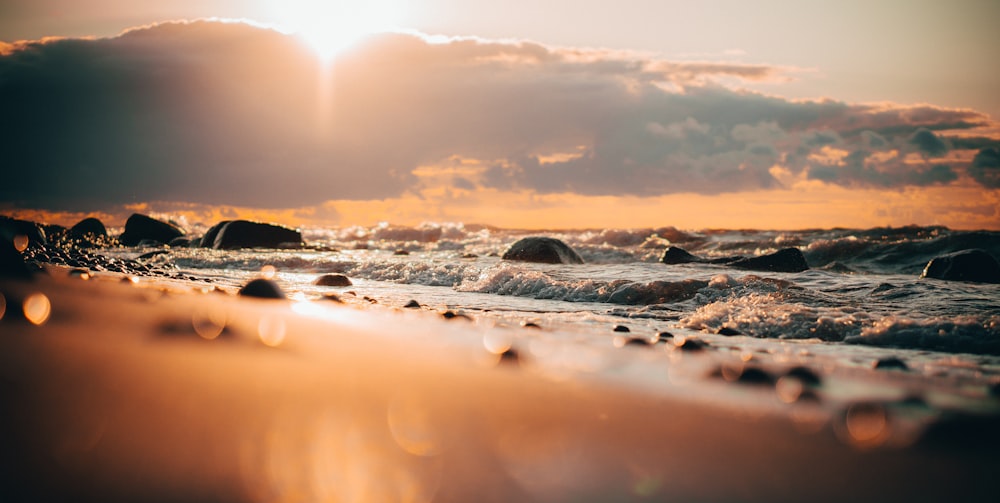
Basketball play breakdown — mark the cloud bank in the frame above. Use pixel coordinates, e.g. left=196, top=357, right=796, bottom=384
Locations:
left=1, top=20, right=998, bottom=212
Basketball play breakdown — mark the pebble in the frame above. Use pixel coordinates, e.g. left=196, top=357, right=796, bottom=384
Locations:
left=656, top=331, right=674, bottom=340
left=612, top=325, right=630, bottom=333
left=442, top=310, right=471, bottom=321
left=873, top=357, right=909, bottom=370
left=237, top=279, right=286, bottom=299
left=522, top=322, right=541, bottom=329
left=314, top=274, right=353, bottom=287
left=403, top=300, right=422, bottom=308
left=676, top=338, right=707, bottom=351
left=716, top=327, right=743, bottom=336
left=785, top=366, right=822, bottom=385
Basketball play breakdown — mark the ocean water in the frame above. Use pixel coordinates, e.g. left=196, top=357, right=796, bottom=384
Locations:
left=111, top=223, right=1000, bottom=358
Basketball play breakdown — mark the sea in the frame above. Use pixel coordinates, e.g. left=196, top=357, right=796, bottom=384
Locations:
left=105, top=223, right=1000, bottom=357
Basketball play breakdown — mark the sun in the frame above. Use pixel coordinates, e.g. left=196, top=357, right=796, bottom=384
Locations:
left=267, top=0, right=406, bottom=60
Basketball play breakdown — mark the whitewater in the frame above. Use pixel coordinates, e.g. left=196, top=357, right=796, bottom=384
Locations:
left=105, top=223, right=1000, bottom=359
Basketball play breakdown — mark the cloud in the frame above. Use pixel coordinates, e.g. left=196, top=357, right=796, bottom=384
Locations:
left=1, top=20, right=997, bottom=212
left=970, top=148, right=1000, bottom=188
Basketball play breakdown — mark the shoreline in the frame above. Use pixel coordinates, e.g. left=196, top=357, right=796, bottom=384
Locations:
left=2, top=267, right=998, bottom=501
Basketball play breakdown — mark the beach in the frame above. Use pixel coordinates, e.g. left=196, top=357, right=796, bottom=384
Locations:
left=2, top=261, right=998, bottom=502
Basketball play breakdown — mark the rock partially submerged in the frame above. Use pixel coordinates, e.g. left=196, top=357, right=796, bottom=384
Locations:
left=69, top=217, right=108, bottom=240
left=119, top=214, right=184, bottom=247
left=920, top=249, right=1000, bottom=284
left=203, top=220, right=302, bottom=250
left=502, top=237, right=584, bottom=264
left=314, top=274, right=352, bottom=287
left=660, top=245, right=809, bottom=273
left=238, top=278, right=286, bottom=299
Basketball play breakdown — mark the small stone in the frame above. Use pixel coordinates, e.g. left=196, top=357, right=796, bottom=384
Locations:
left=785, top=366, right=822, bottom=386
left=612, top=325, right=630, bottom=333
left=676, top=338, right=707, bottom=351
left=314, top=274, right=352, bottom=287
left=717, top=327, right=742, bottom=336
left=394, top=249, right=410, bottom=255
left=873, top=357, right=908, bottom=370
left=615, top=335, right=654, bottom=347
left=498, top=347, right=520, bottom=365
left=403, top=299, right=422, bottom=308
left=238, top=278, right=286, bottom=299
left=522, top=322, right=542, bottom=329
left=656, top=331, right=674, bottom=340
left=442, top=310, right=471, bottom=321
left=736, top=367, right=774, bottom=385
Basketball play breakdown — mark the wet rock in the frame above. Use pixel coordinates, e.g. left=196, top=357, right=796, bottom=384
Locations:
left=736, top=367, right=774, bottom=385
left=69, top=217, right=108, bottom=241
left=656, top=331, right=674, bottom=340
left=615, top=335, right=655, bottom=347
left=168, top=237, right=192, bottom=248
left=727, top=247, right=809, bottom=273
left=394, top=249, right=410, bottom=256
left=920, top=249, right=1000, bottom=284
left=199, top=221, right=231, bottom=248
left=237, top=278, right=286, bottom=299
left=873, top=357, right=909, bottom=370
left=314, top=274, right=352, bottom=287
left=403, top=299, right=422, bottom=308
left=119, top=214, right=184, bottom=247
left=613, top=324, right=630, bottom=333
left=208, top=220, right=303, bottom=250
left=522, top=322, right=542, bottom=329
left=501, top=237, right=584, bottom=264
left=717, top=326, right=742, bottom=336
left=659, top=246, right=705, bottom=265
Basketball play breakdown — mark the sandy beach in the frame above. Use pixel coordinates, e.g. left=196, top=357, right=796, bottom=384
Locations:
left=2, top=266, right=997, bottom=502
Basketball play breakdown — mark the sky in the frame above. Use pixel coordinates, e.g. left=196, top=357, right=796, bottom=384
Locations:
left=2, top=0, right=999, bottom=230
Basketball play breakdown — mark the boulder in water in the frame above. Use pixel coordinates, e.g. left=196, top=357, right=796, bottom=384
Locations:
left=727, top=248, right=810, bottom=273
left=119, top=214, right=184, bottom=247
left=199, top=221, right=232, bottom=248
left=660, top=246, right=705, bottom=264
left=501, top=237, right=584, bottom=264
left=920, top=249, right=1000, bottom=284
left=208, top=220, right=302, bottom=250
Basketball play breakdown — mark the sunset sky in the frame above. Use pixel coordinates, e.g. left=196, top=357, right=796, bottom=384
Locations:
left=2, top=0, right=999, bottom=230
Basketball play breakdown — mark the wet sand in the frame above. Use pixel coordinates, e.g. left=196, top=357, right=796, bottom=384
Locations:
left=1, top=268, right=997, bottom=502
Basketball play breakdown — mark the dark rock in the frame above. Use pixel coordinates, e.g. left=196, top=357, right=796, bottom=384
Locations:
left=208, top=220, right=302, bottom=250
left=613, top=325, right=630, bottom=333
left=727, top=247, right=809, bottom=273
left=394, top=249, right=410, bottom=256
left=785, top=366, right=822, bottom=385
left=735, top=367, right=774, bottom=385
left=314, top=274, right=352, bottom=287
left=522, top=322, right=542, bottom=329
left=442, top=310, right=471, bottom=321
left=199, top=221, right=232, bottom=248
left=403, top=299, right=422, bottom=308
left=873, top=357, right=908, bottom=370
left=0, top=235, right=34, bottom=279
left=237, top=278, right=286, bottom=299
left=119, top=214, right=184, bottom=247
left=676, top=338, right=707, bottom=351
left=498, top=347, right=520, bottom=365
left=501, top=237, right=584, bottom=264
left=616, top=335, right=655, bottom=347
left=69, top=217, right=108, bottom=240
left=168, top=237, right=191, bottom=248
left=656, top=331, right=674, bottom=340
left=920, top=249, right=1000, bottom=284
left=659, top=246, right=705, bottom=265
left=0, top=216, right=47, bottom=249
left=717, top=327, right=743, bottom=336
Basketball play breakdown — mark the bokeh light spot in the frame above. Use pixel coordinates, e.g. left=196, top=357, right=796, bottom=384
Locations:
left=261, top=265, right=277, bottom=280
left=12, top=234, right=29, bottom=252
left=192, top=306, right=227, bottom=340
left=258, top=315, right=286, bottom=347
left=23, top=292, right=51, bottom=325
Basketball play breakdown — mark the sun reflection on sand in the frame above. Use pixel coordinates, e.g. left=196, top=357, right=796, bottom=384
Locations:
left=257, top=315, right=286, bottom=347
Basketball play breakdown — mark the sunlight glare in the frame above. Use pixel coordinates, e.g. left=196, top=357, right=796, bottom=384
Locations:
left=269, top=0, right=407, bottom=60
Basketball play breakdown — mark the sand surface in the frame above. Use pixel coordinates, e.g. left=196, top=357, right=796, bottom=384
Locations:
left=1, top=267, right=998, bottom=502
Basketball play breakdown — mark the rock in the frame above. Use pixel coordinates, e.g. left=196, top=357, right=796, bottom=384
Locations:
left=403, top=300, right=422, bottom=308
left=237, top=278, right=286, bottom=299
left=0, top=234, right=34, bottom=279
left=0, top=216, right=47, bottom=249
left=168, top=237, right=192, bottom=248
left=659, top=246, right=704, bottom=264
left=199, top=221, right=232, bottom=248
left=873, top=357, right=908, bottom=370
left=208, top=220, right=303, bottom=250
left=314, top=274, right=352, bottom=287
left=69, top=217, right=107, bottom=240
left=717, top=326, right=743, bottom=336
left=613, top=325, right=631, bottom=333
left=119, top=214, right=184, bottom=247
left=501, top=237, right=584, bottom=264
left=920, top=249, right=1000, bottom=284
left=727, top=247, right=809, bottom=273
left=785, top=366, right=822, bottom=385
